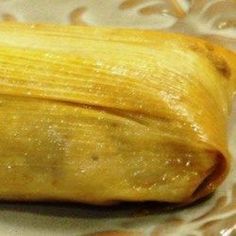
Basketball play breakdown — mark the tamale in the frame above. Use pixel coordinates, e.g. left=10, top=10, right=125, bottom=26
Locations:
left=0, top=22, right=235, bottom=205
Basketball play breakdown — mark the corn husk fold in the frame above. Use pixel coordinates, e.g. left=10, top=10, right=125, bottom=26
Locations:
left=0, top=23, right=236, bottom=204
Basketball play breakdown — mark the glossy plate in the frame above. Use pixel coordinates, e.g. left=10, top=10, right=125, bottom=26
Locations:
left=0, top=0, right=235, bottom=235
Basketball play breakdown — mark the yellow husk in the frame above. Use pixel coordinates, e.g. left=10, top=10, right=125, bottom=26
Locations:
left=0, top=22, right=235, bottom=204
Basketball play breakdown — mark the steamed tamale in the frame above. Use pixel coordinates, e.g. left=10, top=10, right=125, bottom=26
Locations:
left=0, top=23, right=235, bottom=205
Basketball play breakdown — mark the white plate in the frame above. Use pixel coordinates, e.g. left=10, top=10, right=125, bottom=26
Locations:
left=0, top=1, right=235, bottom=235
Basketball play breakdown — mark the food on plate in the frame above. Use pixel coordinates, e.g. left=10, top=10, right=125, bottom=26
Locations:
left=0, top=23, right=235, bottom=205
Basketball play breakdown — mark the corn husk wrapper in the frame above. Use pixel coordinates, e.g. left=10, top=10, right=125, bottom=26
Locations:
left=0, top=23, right=236, bottom=205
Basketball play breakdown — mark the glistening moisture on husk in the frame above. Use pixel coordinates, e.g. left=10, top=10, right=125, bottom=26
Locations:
left=0, top=23, right=235, bottom=205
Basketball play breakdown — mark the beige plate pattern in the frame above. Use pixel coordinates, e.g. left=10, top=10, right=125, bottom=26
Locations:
left=0, top=0, right=235, bottom=235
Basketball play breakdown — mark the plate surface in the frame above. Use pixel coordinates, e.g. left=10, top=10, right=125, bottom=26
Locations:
left=0, top=0, right=235, bottom=235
